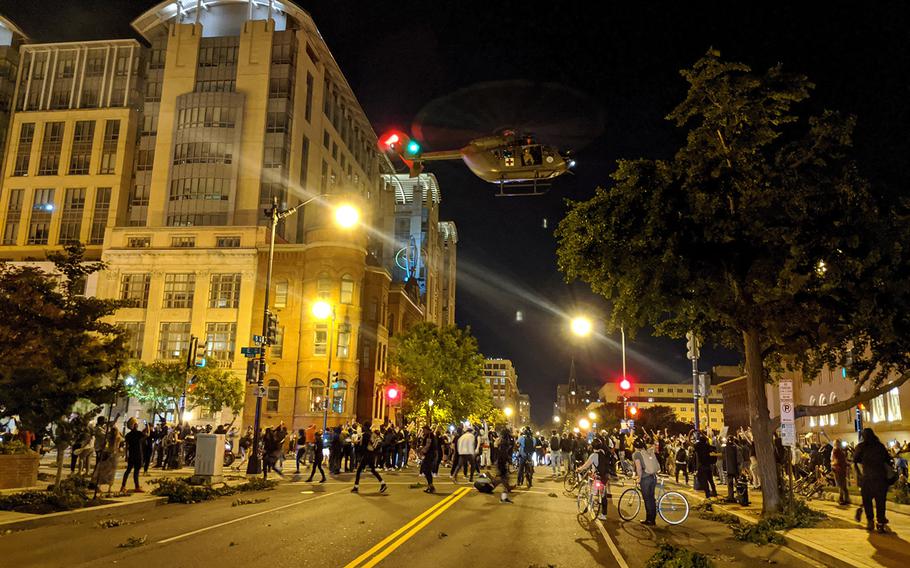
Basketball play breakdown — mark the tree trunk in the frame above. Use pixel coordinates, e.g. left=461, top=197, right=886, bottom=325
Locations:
left=743, top=327, right=782, bottom=515
left=55, top=443, right=65, bottom=487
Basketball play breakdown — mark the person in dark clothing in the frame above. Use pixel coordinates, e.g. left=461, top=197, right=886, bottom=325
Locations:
left=675, top=445, right=689, bottom=484
left=295, top=429, right=307, bottom=473
left=418, top=425, right=437, bottom=493
left=329, top=427, right=343, bottom=474
left=694, top=435, right=718, bottom=499
left=141, top=424, right=154, bottom=473
left=262, top=428, right=283, bottom=479
left=494, top=427, right=514, bottom=503
left=724, top=435, right=741, bottom=503
left=352, top=422, right=387, bottom=494
left=853, top=427, right=894, bottom=532
left=305, top=429, right=327, bottom=483
left=120, top=418, right=145, bottom=493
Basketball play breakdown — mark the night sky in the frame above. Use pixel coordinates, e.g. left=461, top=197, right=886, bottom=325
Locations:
left=5, top=1, right=908, bottom=424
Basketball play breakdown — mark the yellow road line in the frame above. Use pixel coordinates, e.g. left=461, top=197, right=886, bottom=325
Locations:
left=343, top=487, right=469, bottom=568
left=358, top=487, right=471, bottom=568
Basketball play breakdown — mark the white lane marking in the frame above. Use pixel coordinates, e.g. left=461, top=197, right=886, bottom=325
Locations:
left=157, top=489, right=345, bottom=544
left=596, top=519, right=630, bottom=568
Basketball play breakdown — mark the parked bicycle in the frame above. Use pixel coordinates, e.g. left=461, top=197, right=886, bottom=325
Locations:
left=564, top=468, right=586, bottom=493
left=576, top=469, right=607, bottom=521
left=617, top=474, right=689, bottom=524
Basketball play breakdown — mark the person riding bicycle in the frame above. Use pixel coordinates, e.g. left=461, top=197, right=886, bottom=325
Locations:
left=577, top=438, right=612, bottom=521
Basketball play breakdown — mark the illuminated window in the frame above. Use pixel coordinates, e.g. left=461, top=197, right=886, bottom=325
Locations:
left=336, top=321, right=351, bottom=358
left=829, top=393, right=838, bottom=425
left=818, top=395, right=828, bottom=426
left=872, top=395, right=886, bottom=423
left=309, top=379, right=325, bottom=412
left=332, top=379, right=348, bottom=414
left=266, top=379, right=280, bottom=412
left=808, top=396, right=817, bottom=427
left=887, top=388, right=902, bottom=422
left=13, top=123, right=35, bottom=176
left=205, top=322, right=236, bottom=363
left=157, top=322, right=191, bottom=359
left=340, top=274, right=354, bottom=304
left=209, top=273, right=241, bottom=308
left=314, top=323, right=327, bottom=355
left=317, top=273, right=331, bottom=300
left=274, top=280, right=288, bottom=308
left=163, top=273, right=195, bottom=308
left=120, top=273, right=151, bottom=308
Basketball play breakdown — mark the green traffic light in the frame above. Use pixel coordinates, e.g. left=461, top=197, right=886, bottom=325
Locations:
left=406, top=140, right=421, bottom=156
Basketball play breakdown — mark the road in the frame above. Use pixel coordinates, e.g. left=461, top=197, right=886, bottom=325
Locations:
left=0, top=468, right=824, bottom=568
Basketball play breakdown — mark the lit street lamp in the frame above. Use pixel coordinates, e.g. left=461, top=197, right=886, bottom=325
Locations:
left=553, top=416, right=561, bottom=424
left=579, top=417, right=591, bottom=430
left=312, top=300, right=337, bottom=436
left=587, top=411, right=597, bottom=421
left=247, top=197, right=359, bottom=475
left=570, top=314, right=627, bottom=380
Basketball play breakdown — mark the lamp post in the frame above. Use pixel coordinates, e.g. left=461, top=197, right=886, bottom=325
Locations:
left=312, top=300, right=336, bottom=436
left=504, top=406, right=514, bottom=429
left=247, top=197, right=359, bottom=475
left=427, top=398, right=434, bottom=426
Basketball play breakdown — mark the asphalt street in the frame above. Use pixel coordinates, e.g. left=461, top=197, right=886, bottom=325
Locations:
left=0, top=469, right=824, bottom=568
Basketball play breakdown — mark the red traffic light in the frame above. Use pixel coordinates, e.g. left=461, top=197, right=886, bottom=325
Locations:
left=619, top=378, right=631, bottom=391
left=382, top=133, right=400, bottom=148
left=386, top=385, right=400, bottom=401
left=628, top=405, right=638, bottom=416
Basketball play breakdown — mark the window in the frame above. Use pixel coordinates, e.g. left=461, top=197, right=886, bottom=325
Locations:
left=58, top=188, right=86, bottom=244
left=331, top=379, right=347, bottom=414
left=309, top=379, right=324, bottom=412
left=127, top=236, right=151, bottom=248
left=149, top=47, right=165, bottom=69
left=157, top=322, right=191, bottom=359
left=136, top=149, right=155, bottom=171
left=274, top=281, right=288, bottom=308
left=144, top=80, right=162, bottom=102
left=314, top=323, right=327, bottom=355
left=120, top=273, right=151, bottom=308
left=320, top=160, right=328, bottom=194
left=829, top=393, right=839, bottom=425
left=89, top=187, right=111, bottom=244
left=818, top=394, right=828, bottom=426
left=198, top=45, right=238, bottom=67
left=216, top=236, right=240, bottom=248
left=98, top=120, right=120, bottom=174
left=27, top=188, right=55, bottom=245
left=304, top=72, right=314, bottom=122
left=266, top=379, right=280, bottom=412
left=121, top=322, right=145, bottom=359
left=266, top=111, right=290, bottom=133
left=163, top=273, right=195, bottom=308
left=340, top=275, right=354, bottom=304
left=300, top=135, right=310, bottom=187
left=37, top=122, right=65, bottom=175
left=268, top=78, right=291, bottom=99
left=336, top=320, right=351, bottom=358
left=872, top=394, right=886, bottom=423
left=271, top=42, right=293, bottom=64
left=808, top=396, right=817, bottom=427
left=317, top=273, right=331, bottom=300
left=2, top=189, right=24, bottom=245
left=271, top=326, right=285, bottom=358
left=195, top=80, right=236, bottom=93
left=887, top=388, right=902, bottom=422
left=177, top=105, right=236, bottom=129
left=172, top=142, right=233, bottom=164
left=171, top=236, right=196, bottom=248
left=13, top=123, right=35, bottom=176
left=209, top=273, right=241, bottom=308
left=205, top=322, right=236, bottom=363
left=68, top=121, right=95, bottom=174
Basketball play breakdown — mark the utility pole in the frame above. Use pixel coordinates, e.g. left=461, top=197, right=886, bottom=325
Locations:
left=686, top=331, right=701, bottom=432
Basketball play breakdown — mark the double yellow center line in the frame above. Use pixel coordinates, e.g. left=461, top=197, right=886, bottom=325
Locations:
left=343, top=486, right=471, bottom=568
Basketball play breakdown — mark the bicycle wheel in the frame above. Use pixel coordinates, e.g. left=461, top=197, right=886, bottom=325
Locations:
left=577, top=484, right=591, bottom=515
left=564, top=472, right=579, bottom=493
left=589, top=488, right=602, bottom=521
left=617, top=488, right=641, bottom=521
left=658, top=491, right=689, bottom=525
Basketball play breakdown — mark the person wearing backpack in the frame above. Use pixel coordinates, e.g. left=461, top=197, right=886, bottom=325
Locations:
left=633, top=437, right=660, bottom=525
left=351, top=421, right=387, bottom=494
left=577, top=438, right=612, bottom=521
left=853, top=427, right=895, bottom=533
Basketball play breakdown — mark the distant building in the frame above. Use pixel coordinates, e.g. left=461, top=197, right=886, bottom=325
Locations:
left=555, top=359, right=599, bottom=428
left=599, top=380, right=725, bottom=430
left=517, top=392, right=531, bottom=427
left=483, top=357, right=520, bottom=426
left=0, top=14, right=27, bottom=175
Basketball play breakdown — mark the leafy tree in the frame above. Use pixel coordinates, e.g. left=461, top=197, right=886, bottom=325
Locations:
left=129, top=360, right=243, bottom=425
left=634, top=405, right=690, bottom=437
left=0, top=244, right=128, bottom=484
left=555, top=51, right=907, bottom=514
left=389, top=323, right=488, bottom=425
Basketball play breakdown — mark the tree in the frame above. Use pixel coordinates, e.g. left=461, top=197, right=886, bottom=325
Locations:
left=389, top=323, right=488, bottom=425
left=0, top=244, right=129, bottom=484
left=634, top=405, right=690, bottom=437
left=129, top=360, right=243, bottom=425
left=555, top=51, right=906, bottom=514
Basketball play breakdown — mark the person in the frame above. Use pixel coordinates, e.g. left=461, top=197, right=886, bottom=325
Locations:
left=454, top=425, right=478, bottom=482
left=576, top=438, right=612, bottom=521
left=120, top=418, right=145, bottom=493
left=516, top=427, right=535, bottom=488
left=831, top=439, right=851, bottom=506
left=141, top=423, right=154, bottom=474
left=493, top=426, right=514, bottom=503
left=262, top=428, right=284, bottom=479
left=352, top=422, right=387, bottom=494
left=549, top=430, right=562, bottom=476
left=632, top=437, right=660, bottom=525
left=305, top=429, right=327, bottom=483
left=92, top=423, right=121, bottom=495
left=694, top=434, right=718, bottom=499
left=724, top=434, right=741, bottom=503
left=675, top=443, right=689, bottom=485
left=295, top=429, right=307, bottom=473
left=418, top=425, right=437, bottom=493
left=853, top=427, right=894, bottom=532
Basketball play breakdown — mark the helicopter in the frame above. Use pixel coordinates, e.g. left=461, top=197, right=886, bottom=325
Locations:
left=380, top=128, right=575, bottom=197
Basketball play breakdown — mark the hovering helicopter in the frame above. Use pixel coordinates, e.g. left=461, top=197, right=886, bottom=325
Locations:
left=379, top=128, right=575, bottom=197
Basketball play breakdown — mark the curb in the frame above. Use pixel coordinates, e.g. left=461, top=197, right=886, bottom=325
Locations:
left=0, top=496, right=168, bottom=532
left=819, top=491, right=910, bottom=517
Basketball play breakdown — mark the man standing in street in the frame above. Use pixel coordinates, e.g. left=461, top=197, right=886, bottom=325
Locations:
left=418, top=425, right=437, bottom=493
left=632, top=437, right=659, bottom=525
left=454, top=425, right=478, bottom=482
left=494, top=426, right=514, bottom=503
left=119, top=418, right=145, bottom=494
left=352, top=421, right=387, bottom=494
left=549, top=430, right=562, bottom=476
left=695, top=433, right=718, bottom=499
left=723, top=434, right=741, bottom=503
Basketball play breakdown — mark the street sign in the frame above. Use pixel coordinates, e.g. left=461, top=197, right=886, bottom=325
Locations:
left=241, top=346, right=263, bottom=357
left=255, top=386, right=267, bottom=398
left=779, top=379, right=796, bottom=446
left=253, top=335, right=265, bottom=345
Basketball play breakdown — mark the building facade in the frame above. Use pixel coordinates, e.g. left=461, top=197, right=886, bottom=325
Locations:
left=517, top=392, right=531, bottom=428
left=483, top=358, right=520, bottom=426
left=0, top=15, right=27, bottom=174
left=0, top=2, right=455, bottom=431
left=598, top=380, right=725, bottom=430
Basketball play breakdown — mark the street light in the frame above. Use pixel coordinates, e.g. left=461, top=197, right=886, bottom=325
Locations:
left=588, top=411, right=597, bottom=421
left=553, top=416, right=561, bottom=424
left=570, top=316, right=593, bottom=337
left=247, top=197, right=360, bottom=475
left=579, top=418, right=591, bottom=430
left=312, top=300, right=337, bottom=437
left=504, top=406, right=514, bottom=417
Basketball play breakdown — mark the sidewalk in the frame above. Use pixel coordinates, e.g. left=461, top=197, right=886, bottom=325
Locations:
left=666, top=477, right=910, bottom=568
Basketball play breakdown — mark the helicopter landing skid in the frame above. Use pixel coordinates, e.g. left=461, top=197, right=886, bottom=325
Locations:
left=495, top=177, right=551, bottom=197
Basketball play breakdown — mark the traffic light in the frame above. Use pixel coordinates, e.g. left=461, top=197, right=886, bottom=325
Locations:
left=193, top=338, right=207, bottom=368
left=386, top=384, right=401, bottom=404
left=266, top=310, right=279, bottom=345
left=246, top=359, right=260, bottom=384
left=628, top=405, right=638, bottom=417
left=686, top=331, right=700, bottom=360
left=404, top=139, right=422, bottom=158
left=619, top=377, right=631, bottom=392
left=331, top=371, right=340, bottom=388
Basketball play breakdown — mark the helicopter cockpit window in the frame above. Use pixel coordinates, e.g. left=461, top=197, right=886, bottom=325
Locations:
left=521, top=145, right=542, bottom=166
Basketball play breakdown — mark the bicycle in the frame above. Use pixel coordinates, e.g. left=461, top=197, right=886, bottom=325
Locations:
left=617, top=474, right=689, bottom=525
left=564, top=468, right=585, bottom=493
left=576, top=470, right=607, bottom=521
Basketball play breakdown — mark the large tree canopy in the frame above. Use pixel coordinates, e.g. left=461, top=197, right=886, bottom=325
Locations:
left=389, top=323, right=488, bottom=425
left=129, top=360, right=244, bottom=425
left=555, top=50, right=908, bottom=514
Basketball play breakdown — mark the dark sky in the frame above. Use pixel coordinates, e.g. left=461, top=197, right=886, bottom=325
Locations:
left=5, top=1, right=909, bottom=424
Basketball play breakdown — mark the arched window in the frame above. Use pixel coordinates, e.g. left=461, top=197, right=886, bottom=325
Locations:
left=340, top=274, right=354, bottom=304
left=808, top=396, right=817, bottom=427
left=266, top=379, right=280, bottom=412
left=818, top=394, right=828, bottom=426
left=331, top=378, right=348, bottom=414
left=829, top=392, right=838, bottom=425
left=317, top=272, right=331, bottom=300
left=309, top=379, right=325, bottom=412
